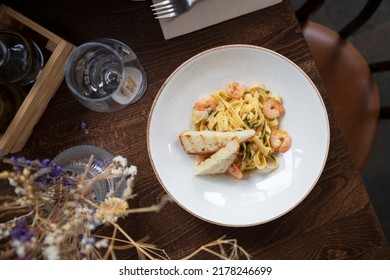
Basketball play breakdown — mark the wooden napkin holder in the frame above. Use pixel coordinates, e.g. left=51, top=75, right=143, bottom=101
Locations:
left=0, top=4, right=75, bottom=155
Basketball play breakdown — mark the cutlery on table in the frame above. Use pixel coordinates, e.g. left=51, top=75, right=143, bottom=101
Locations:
left=151, top=0, right=198, bottom=19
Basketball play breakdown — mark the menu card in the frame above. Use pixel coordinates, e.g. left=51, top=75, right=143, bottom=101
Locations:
left=153, top=0, right=283, bottom=39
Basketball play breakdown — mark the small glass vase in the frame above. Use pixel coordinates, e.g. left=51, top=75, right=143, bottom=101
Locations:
left=52, top=145, right=117, bottom=202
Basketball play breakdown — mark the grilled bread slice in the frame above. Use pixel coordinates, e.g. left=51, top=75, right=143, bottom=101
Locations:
left=193, top=137, right=240, bottom=176
left=179, top=129, right=255, bottom=154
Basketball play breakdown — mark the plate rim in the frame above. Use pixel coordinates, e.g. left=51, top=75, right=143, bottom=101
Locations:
left=147, top=44, right=330, bottom=227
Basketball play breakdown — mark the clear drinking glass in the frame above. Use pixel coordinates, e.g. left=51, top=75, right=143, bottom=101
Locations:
left=65, top=38, right=147, bottom=112
left=0, top=31, right=44, bottom=85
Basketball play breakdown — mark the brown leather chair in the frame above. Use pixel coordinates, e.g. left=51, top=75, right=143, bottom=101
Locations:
left=296, top=0, right=390, bottom=170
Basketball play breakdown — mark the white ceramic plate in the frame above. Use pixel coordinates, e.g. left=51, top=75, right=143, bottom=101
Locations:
left=147, top=45, right=329, bottom=227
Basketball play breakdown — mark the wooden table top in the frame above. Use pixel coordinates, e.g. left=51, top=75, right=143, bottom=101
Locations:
left=1, top=0, right=389, bottom=259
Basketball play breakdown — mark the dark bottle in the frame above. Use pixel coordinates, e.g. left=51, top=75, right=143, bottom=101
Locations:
left=0, top=31, right=44, bottom=85
left=0, top=84, right=26, bottom=133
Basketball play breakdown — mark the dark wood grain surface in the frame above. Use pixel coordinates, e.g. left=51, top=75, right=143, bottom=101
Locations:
left=1, top=0, right=389, bottom=259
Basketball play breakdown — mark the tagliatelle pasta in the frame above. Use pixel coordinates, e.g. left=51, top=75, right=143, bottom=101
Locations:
left=191, top=82, right=291, bottom=175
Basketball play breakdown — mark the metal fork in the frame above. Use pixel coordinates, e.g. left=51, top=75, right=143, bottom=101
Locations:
left=151, top=0, right=198, bottom=19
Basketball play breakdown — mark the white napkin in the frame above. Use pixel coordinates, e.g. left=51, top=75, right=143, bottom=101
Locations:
left=152, top=0, right=282, bottom=39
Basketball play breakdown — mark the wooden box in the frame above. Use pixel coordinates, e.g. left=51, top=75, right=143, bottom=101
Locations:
left=0, top=5, right=75, bottom=155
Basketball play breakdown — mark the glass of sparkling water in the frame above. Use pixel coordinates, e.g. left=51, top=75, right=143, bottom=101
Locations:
left=65, top=38, right=147, bottom=112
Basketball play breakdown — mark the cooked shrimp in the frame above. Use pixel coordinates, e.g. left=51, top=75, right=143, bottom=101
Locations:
left=226, top=82, right=245, bottom=99
left=270, top=130, right=291, bottom=153
left=262, top=99, right=285, bottom=119
left=227, top=163, right=243, bottom=179
left=194, top=96, right=218, bottom=111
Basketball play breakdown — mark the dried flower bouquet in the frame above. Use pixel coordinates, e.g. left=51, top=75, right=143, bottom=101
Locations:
left=0, top=153, right=250, bottom=260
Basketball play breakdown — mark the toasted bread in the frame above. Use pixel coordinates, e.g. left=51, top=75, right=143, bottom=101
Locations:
left=193, top=137, right=240, bottom=176
left=179, top=129, right=255, bottom=154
